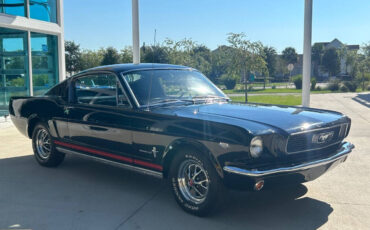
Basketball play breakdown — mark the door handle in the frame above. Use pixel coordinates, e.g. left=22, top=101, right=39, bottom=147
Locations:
left=89, top=126, right=108, bottom=131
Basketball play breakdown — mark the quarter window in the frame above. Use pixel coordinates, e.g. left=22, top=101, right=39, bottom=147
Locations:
left=74, top=74, right=130, bottom=107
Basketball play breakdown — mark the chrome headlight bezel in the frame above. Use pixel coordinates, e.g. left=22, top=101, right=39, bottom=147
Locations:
left=250, top=136, right=263, bottom=158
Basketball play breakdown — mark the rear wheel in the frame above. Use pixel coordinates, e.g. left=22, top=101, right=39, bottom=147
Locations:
left=168, top=149, right=224, bottom=216
left=32, top=123, right=65, bottom=167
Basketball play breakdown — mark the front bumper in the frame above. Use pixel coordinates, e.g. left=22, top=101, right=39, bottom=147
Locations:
left=223, top=142, right=354, bottom=190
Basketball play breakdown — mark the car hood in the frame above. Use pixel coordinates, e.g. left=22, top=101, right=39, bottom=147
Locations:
left=151, top=102, right=348, bottom=134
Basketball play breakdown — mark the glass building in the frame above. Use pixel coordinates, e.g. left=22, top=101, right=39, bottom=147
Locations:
left=0, top=0, right=65, bottom=115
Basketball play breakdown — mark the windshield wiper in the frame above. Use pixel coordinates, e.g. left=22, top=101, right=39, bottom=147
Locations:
left=149, top=98, right=193, bottom=105
left=192, top=95, right=229, bottom=101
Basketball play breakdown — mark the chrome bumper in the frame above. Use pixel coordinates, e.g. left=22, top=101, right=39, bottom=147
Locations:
left=223, top=142, right=354, bottom=178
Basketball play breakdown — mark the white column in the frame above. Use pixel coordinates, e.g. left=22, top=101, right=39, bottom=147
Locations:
left=302, top=0, right=313, bottom=107
left=57, top=0, right=66, bottom=81
left=132, top=0, right=140, bottom=64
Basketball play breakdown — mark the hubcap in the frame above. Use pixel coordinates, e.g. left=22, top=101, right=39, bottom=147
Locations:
left=35, top=129, right=51, bottom=159
left=177, top=159, right=210, bottom=204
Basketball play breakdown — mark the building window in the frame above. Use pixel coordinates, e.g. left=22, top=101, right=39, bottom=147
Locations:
left=0, top=0, right=26, bottom=17
left=0, top=27, right=30, bottom=111
left=31, top=32, right=58, bottom=95
left=29, top=0, right=57, bottom=23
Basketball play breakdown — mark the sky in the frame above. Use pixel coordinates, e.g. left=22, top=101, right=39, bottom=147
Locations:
left=64, top=0, right=370, bottom=54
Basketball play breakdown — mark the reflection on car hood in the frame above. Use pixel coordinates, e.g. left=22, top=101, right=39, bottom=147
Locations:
left=151, top=102, right=347, bottom=134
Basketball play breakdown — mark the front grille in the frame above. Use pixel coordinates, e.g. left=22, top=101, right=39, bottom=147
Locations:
left=286, top=124, right=348, bottom=154
left=238, top=143, right=342, bottom=171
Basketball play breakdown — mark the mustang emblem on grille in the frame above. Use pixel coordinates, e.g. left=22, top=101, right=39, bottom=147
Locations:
left=312, top=131, right=334, bottom=144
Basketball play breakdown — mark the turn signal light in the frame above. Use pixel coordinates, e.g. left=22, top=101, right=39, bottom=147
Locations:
left=254, top=180, right=264, bottom=191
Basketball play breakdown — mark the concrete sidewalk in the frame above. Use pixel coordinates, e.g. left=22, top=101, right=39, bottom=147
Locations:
left=0, top=93, right=369, bottom=230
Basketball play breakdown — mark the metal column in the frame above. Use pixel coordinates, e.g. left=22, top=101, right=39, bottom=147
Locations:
left=132, top=0, right=140, bottom=64
left=302, top=0, right=313, bottom=107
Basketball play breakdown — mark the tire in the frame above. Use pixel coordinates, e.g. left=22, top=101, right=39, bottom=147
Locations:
left=32, top=122, right=65, bottom=167
left=168, top=148, right=224, bottom=216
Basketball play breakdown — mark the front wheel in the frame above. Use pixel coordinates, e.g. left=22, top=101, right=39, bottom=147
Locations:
left=32, top=122, right=65, bottom=167
left=168, top=149, right=224, bottom=216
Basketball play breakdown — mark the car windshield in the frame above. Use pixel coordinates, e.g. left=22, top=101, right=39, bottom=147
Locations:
left=123, top=69, right=228, bottom=106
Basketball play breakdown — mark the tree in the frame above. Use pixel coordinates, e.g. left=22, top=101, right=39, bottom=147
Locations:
left=164, top=38, right=196, bottom=66
left=227, top=33, right=267, bottom=101
left=163, top=38, right=212, bottom=77
left=121, top=46, right=133, bottom=63
left=80, top=49, right=104, bottom=70
left=357, top=43, right=370, bottom=90
left=362, top=42, right=370, bottom=57
left=322, top=48, right=340, bottom=77
left=311, top=43, right=324, bottom=77
left=191, top=45, right=212, bottom=77
left=263, top=46, right=277, bottom=79
left=345, top=50, right=359, bottom=79
left=141, top=44, right=169, bottom=64
left=101, top=47, right=120, bottom=65
left=282, top=47, right=298, bottom=64
left=210, top=45, right=234, bottom=83
left=65, top=41, right=82, bottom=76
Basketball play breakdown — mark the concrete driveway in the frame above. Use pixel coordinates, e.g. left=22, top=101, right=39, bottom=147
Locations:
left=0, top=93, right=369, bottom=230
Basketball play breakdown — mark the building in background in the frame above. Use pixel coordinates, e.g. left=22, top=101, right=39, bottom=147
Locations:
left=313, top=39, right=359, bottom=80
left=0, top=0, right=65, bottom=115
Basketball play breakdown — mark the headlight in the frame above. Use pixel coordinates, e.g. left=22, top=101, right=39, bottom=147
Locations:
left=250, top=136, right=263, bottom=158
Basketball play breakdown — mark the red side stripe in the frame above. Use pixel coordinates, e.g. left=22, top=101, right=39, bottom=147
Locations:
left=54, top=140, right=163, bottom=171
left=133, top=159, right=163, bottom=171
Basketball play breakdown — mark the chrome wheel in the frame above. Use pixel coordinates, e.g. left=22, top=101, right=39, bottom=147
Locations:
left=35, top=128, right=51, bottom=159
left=177, top=159, right=210, bottom=204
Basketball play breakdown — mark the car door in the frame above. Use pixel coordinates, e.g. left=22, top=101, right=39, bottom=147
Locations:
left=65, top=72, right=135, bottom=159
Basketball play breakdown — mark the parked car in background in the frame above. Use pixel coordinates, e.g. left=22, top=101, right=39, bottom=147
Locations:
left=9, top=64, right=354, bottom=216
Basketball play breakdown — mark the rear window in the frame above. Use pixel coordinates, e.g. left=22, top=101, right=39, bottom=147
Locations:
left=45, top=80, right=69, bottom=100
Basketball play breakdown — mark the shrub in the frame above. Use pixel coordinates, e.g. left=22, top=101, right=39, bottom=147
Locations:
left=271, top=85, right=276, bottom=89
left=316, top=86, right=321, bottom=91
left=9, top=77, right=25, bottom=87
left=248, top=85, right=254, bottom=91
left=340, top=85, right=349, bottom=92
left=327, top=81, right=340, bottom=91
left=342, top=81, right=358, bottom=92
left=219, top=74, right=238, bottom=90
left=311, top=78, right=317, bottom=90
left=292, top=75, right=302, bottom=89
left=367, top=85, right=370, bottom=91
left=292, top=75, right=317, bottom=90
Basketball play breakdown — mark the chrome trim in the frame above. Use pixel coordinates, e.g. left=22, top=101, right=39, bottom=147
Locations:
left=117, top=79, right=133, bottom=108
left=120, top=72, right=141, bottom=108
left=285, top=123, right=346, bottom=154
left=56, top=147, right=163, bottom=179
left=120, top=67, right=193, bottom=76
left=286, top=140, right=343, bottom=155
left=223, top=142, right=354, bottom=178
left=289, top=123, right=344, bottom=136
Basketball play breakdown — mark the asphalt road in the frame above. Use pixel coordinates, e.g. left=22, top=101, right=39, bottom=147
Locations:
left=0, top=92, right=369, bottom=230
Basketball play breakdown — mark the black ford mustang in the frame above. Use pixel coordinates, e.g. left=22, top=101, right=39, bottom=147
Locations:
left=9, top=64, right=354, bottom=216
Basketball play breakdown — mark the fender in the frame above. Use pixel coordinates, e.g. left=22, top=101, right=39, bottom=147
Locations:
left=161, top=138, right=224, bottom=178
left=27, top=114, right=43, bottom=138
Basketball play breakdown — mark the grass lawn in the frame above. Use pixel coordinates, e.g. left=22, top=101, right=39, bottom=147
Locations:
left=230, top=95, right=302, bottom=106
left=224, top=88, right=332, bottom=94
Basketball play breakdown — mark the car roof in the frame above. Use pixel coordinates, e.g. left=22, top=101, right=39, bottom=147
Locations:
left=79, top=63, right=192, bottom=75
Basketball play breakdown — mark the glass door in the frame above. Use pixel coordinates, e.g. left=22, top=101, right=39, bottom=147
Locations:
left=0, top=28, right=30, bottom=114
left=31, top=32, right=59, bottom=96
